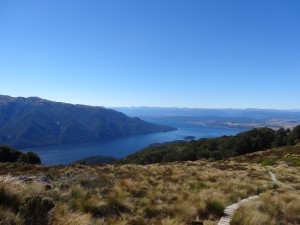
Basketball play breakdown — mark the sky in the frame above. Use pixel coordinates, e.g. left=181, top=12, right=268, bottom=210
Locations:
left=0, top=0, right=299, bottom=109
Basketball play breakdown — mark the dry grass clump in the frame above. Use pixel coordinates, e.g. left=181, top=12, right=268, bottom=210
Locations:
left=232, top=190, right=300, bottom=225
left=53, top=210, right=92, bottom=225
left=0, top=207, right=17, bottom=225
left=0, top=176, right=30, bottom=210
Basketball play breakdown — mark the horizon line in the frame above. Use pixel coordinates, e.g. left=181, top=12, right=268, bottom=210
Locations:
left=1, top=94, right=300, bottom=112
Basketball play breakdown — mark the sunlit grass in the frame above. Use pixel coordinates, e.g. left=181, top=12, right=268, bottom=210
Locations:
left=0, top=145, right=299, bottom=225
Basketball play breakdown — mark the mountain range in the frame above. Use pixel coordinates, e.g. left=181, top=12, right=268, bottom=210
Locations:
left=113, top=106, right=300, bottom=118
left=0, top=95, right=176, bottom=148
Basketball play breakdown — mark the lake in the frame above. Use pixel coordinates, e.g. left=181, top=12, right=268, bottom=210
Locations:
left=23, top=117, right=248, bottom=165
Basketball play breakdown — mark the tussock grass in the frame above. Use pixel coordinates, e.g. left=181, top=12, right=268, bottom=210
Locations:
left=0, top=145, right=299, bottom=225
left=0, top=176, right=29, bottom=210
left=0, top=207, right=16, bottom=225
left=53, top=210, right=92, bottom=225
left=232, top=191, right=300, bottom=225
left=1, top=161, right=269, bottom=224
left=230, top=146, right=300, bottom=225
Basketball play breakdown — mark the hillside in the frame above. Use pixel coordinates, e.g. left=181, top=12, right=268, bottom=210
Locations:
left=0, top=145, right=299, bottom=225
left=75, top=156, right=118, bottom=165
left=0, top=95, right=176, bottom=148
left=119, top=126, right=300, bottom=164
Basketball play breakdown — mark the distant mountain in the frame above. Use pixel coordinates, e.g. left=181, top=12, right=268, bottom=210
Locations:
left=0, top=95, right=176, bottom=148
left=113, top=107, right=300, bottom=130
left=113, top=107, right=300, bottom=118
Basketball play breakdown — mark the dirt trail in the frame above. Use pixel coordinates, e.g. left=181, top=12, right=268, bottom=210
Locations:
left=268, top=171, right=277, bottom=182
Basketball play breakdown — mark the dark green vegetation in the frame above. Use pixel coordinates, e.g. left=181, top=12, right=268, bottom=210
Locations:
left=120, top=126, right=300, bottom=164
left=0, top=95, right=176, bottom=148
left=0, top=145, right=41, bottom=164
left=20, top=195, right=55, bottom=225
left=75, top=156, right=118, bottom=165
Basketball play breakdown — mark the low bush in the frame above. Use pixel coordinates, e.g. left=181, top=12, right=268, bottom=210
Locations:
left=206, top=200, right=225, bottom=217
left=0, top=146, right=41, bottom=164
left=20, top=195, right=55, bottom=225
left=0, top=207, right=17, bottom=225
left=0, top=187, right=23, bottom=211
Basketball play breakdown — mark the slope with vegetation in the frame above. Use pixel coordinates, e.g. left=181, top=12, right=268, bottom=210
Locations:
left=229, top=146, right=300, bottom=225
left=0, top=143, right=299, bottom=225
left=0, top=95, right=176, bottom=148
left=119, top=126, right=300, bottom=164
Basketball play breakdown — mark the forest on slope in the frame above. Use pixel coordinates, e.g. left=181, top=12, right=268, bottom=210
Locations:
left=120, top=126, right=300, bottom=164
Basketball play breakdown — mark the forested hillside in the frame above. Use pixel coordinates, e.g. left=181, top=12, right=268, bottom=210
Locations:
left=120, top=126, right=300, bottom=164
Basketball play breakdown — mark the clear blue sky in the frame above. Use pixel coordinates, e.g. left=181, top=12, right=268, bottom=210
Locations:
left=0, top=0, right=299, bottom=109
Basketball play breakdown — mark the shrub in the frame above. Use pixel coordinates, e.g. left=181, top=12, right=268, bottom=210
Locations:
left=0, top=146, right=21, bottom=162
left=292, top=125, right=300, bottom=140
left=106, top=193, right=130, bottom=214
left=19, top=152, right=41, bottom=165
left=229, top=193, right=239, bottom=203
left=0, top=207, right=16, bottom=225
left=144, top=204, right=164, bottom=218
left=0, top=186, right=23, bottom=211
left=206, top=200, right=225, bottom=217
left=0, top=146, right=41, bottom=164
left=20, top=195, right=55, bottom=225
left=260, top=159, right=275, bottom=166
left=81, top=197, right=100, bottom=216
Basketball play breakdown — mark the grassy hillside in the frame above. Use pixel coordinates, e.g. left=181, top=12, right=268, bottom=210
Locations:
left=75, top=156, right=118, bottom=165
left=0, top=145, right=299, bottom=225
left=229, top=145, right=300, bottom=225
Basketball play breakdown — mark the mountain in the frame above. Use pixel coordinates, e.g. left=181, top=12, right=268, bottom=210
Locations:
left=0, top=95, right=176, bottom=148
left=113, top=107, right=300, bottom=130
left=113, top=107, right=300, bottom=118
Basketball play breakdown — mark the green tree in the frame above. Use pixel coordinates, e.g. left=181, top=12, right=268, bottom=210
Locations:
left=19, top=152, right=41, bottom=165
left=273, top=128, right=287, bottom=147
left=0, top=145, right=22, bottom=162
left=292, top=125, right=300, bottom=140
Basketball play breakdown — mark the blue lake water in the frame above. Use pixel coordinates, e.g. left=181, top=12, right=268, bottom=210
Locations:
left=23, top=117, right=248, bottom=165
